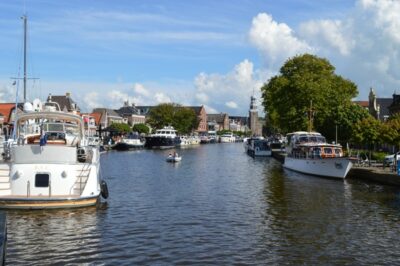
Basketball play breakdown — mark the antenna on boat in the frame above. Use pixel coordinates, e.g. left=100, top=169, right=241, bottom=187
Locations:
left=308, top=100, right=315, bottom=132
left=11, top=15, right=39, bottom=103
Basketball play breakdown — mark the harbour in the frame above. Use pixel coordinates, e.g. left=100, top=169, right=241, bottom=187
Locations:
left=4, top=143, right=400, bottom=265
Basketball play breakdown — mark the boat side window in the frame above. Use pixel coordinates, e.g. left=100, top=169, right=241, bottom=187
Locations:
left=334, top=148, right=341, bottom=156
left=324, top=148, right=332, bottom=154
left=299, top=136, right=308, bottom=143
left=309, top=136, right=317, bottom=142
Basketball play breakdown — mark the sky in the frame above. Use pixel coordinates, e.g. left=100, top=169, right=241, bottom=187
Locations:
left=0, top=0, right=399, bottom=115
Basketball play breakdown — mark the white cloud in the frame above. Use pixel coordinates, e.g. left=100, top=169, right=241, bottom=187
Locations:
left=133, top=83, right=150, bottom=97
left=249, top=13, right=312, bottom=66
left=299, top=20, right=353, bottom=56
left=193, top=59, right=265, bottom=115
left=225, top=101, right=238, bottom=109
left=154, top=92, right=171, bottom=103
left=83, top=92, right=101, bottom=110
left=247, top=1, right=400, bottom=100
left=0, top=84, right=16, bottom=103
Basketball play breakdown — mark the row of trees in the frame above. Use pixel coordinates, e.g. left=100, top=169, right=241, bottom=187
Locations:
left=261, top=54, right=400, bottom=151
left=108, top=103, right=200, bottom=135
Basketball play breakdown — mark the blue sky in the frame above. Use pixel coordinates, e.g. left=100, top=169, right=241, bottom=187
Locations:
left=1, top=0, right=399, bottom=115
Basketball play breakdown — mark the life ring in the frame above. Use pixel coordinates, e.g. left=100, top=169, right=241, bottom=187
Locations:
left=100, top=180, right=109, bottom=199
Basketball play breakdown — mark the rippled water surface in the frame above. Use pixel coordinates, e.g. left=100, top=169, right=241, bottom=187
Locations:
left=5, top=143, right=400, bottom=265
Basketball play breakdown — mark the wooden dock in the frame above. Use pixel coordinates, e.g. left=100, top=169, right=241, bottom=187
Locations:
left=347, top=166, right=400, bottom=186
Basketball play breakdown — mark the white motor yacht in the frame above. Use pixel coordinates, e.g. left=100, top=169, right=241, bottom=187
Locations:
left=283, top=131, right=352, bottom=179
left=0, top=104, right=108, bottom=209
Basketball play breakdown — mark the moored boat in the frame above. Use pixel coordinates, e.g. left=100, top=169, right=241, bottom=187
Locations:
left=245, top=137, right=272, bottom=157
left=145, top=126, right=181, bottom=149
left=220, top=132, right=235, bottom=143
left=112, top=133, right=145, bottom=151
left=283, top=131, right=352, bottom=179
left=0, top=104, right=108, bottom=209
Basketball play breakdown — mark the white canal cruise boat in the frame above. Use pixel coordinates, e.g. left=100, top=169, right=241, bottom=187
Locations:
left=0, top=104, right=108, bottom=209
left=283, top=131, right=352, bottom=179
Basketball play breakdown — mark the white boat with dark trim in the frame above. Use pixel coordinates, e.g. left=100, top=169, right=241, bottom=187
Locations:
left=220, top=132, right=235, bottom=143
left=0, top=103, right=108, bottom=209
left=145, top=126, right=181, bottom=149
left=283, top=131, right=352, bottom=179
left=112, top=133, right=145, bottom=151
left=245, top=137, right=272, bottom=157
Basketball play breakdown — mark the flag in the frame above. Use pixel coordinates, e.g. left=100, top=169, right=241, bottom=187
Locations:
left=39, top=133, right=47, bottom=146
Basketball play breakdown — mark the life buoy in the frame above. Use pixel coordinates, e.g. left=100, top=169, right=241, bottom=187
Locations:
left=100, top=180, right=109, bottom=199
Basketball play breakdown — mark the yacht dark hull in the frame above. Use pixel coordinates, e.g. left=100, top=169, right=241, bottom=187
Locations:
left=145, top=136, right=181, bottom=149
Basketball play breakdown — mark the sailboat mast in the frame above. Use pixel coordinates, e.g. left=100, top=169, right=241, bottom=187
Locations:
left=22, top=15, right=27, bottom=102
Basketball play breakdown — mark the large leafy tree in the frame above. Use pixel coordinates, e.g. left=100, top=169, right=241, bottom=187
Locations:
left=108, top=122, right=132, bottom=135
left=351, top=116, right=381, bottom=149
left=174, top=107, right=199, bottom=134
left=380, top=113, right=400, bottom=150
left=262, top=54, right=358, bottom=142
left=132, top=123, right=150, bottom=134
left=147, top=103, right=199, bottom=134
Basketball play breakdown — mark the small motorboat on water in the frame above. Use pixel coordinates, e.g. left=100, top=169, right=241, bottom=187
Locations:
left=166, top=152, right=182, bottom=163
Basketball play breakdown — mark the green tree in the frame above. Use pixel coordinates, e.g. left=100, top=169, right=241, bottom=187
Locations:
left=320, top=103, right=370, bottom=144
left=147, top=103, right=199, bottom=134
left=261, top=54, right=358, bottom=142
left=132, top=123, right=150, bottom=134
left=109, top=122, right=132, bottom=135
left=351, top=116, right=381, bottom=150
left=380, top=113, right=400, bottom=150
left=147, top=103, right=175, bottom=130
left=173, top=107, right=199, bottom=134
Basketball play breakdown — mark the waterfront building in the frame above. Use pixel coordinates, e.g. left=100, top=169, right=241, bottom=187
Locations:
left=207, top=113, right=229, bottom=131
left=185, top=106, right=207, bottom=133
left=354, top=88, right=393, bottom=121
left=92, top=108, right=125, bottom=128
left=116, top=101, right=146, bottom=126
left=46, top=92, right=81, bottom=114
left=229, top=116, right=248, bottom=132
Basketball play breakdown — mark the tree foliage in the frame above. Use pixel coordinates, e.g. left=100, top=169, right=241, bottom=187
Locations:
left=261, top=54, right=358, bottom=143
left=380, top=113, right=400, bottom=149
left=147, top=103, right=199, bottom=134
left=132, top=123, right=150, bottom=134
left=108, top=122, right=132, bottom=135
left=351, top=116, right=381, bottom=149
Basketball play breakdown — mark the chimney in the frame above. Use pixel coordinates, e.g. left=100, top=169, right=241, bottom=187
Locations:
left=66, top=92, right=71, bottom=98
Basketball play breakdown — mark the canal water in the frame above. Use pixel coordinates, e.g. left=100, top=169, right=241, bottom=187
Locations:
left=5, top=143, right=400, bottom=265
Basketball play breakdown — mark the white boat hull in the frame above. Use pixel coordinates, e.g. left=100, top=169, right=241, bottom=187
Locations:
left=283, top=157, right=353, bottom=179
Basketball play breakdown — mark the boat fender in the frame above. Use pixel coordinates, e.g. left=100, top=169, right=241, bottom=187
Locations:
left=100, top=180, right=109, bottom=199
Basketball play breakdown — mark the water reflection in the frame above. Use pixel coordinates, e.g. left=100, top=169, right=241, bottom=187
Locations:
left=5, top=143, right=400, bottom=265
